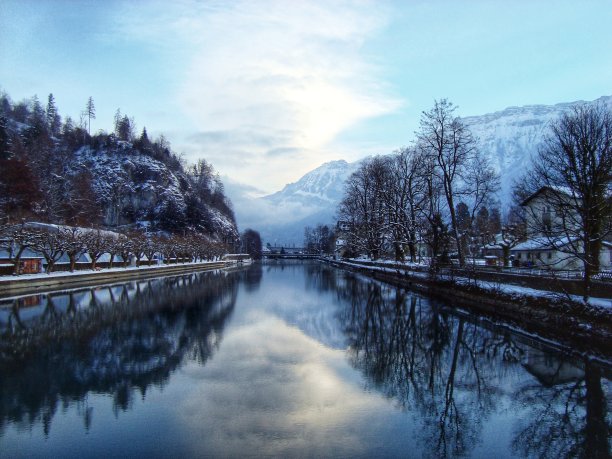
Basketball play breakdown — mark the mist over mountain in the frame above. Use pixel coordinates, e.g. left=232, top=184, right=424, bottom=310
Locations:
left=248, top=95, right=612, bottom=245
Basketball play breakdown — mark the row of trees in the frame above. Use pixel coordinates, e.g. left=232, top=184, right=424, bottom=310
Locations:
left=1, top=223, right=231, bottom=275
left=303, top=224, right=335, bottom=254
left=338, top=99, right=502, bottom=266
left=337, top=100, right=611, bottom=297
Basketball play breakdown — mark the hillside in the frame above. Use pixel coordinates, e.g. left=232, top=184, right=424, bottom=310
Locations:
left=0, top=91, right=238, bottom=242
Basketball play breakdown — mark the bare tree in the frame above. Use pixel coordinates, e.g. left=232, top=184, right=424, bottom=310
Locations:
left=338, top=157, right=391, bottom=259
left=464, top=152, right=500, bottom=227
left=84, top=229, right=112, bottom=270
left=0, top=222, right=40, bottom=275
left=61, top=226, right=86, bottom=272
left=517, top=104, right=612, bottom=299
left=417, top=99, right=478, bottom=267
left=416, top=146, right=446, bottom=265
left=31, top=227, right=67, bottom=273
left=385, top=147, right=429, bottom=262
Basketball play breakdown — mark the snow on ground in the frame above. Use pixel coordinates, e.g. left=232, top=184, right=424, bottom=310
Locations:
left=331, top=258, right=612, bottom=309
left=0, top=260, right=224, bottom=284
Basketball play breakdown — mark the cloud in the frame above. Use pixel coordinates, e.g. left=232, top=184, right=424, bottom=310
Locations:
left=114, top=0, right=402, bottom=193
left=176, top=316, right=386, bottom=457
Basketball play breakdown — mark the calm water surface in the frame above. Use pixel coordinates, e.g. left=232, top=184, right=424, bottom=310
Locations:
left=0, top=262, right=609, bottom=458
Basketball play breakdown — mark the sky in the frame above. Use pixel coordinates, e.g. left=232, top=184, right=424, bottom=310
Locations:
left=2, top=0, right=611, bottom=204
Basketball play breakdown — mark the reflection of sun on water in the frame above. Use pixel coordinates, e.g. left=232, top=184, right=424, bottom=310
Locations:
left=177, top=316, right=386, bottom=457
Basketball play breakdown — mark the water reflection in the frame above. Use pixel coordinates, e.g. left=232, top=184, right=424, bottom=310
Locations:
left=0, top=269, right=244, bottom=437
left=324, top=269, right=611, bottom=459
left=0, top=263, right=609, bottom=458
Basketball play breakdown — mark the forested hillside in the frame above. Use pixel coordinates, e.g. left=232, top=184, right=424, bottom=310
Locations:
left=0, top=91, right=238, bottom=243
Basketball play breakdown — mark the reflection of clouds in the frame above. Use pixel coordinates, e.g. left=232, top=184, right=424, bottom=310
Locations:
left=179, top=317, right=384, bottom=457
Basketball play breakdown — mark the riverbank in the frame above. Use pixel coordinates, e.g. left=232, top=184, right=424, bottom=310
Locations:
left=0, top=261, right=232, bottom=298
left=323, top=257, right=612, bottom=360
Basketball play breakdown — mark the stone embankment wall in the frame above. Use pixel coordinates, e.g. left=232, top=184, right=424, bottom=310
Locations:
left=0, top=262, right=230, bottom=298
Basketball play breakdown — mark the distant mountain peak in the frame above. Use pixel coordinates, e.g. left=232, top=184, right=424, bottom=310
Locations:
left=263, top=158, right=360, bottom=207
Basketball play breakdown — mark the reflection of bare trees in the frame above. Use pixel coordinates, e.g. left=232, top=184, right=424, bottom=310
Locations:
left=329, top=268, right=610, bottom=459
left=513, top=359, right=610, bottom=458
left=0, top=267, right=261, bottom=436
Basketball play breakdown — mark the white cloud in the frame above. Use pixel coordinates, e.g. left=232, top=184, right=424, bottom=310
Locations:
left=176, top=316, right=387, bottom=457
left=115, top=0, right=401, bottom=193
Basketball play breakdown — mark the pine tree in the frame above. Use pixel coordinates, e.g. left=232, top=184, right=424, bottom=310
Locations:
left=117, top=115, right=132, bottom=141
left=85, top=96, right=95, bottom=135
left=140, top=127, right=149, bottom=143
left=29, top=95, right=47, bottom=133
left=113, top=108, right=122, bottom=137
left=46, top=93, right=61, bottom=137
left=0, top=115, right=10, bottom=160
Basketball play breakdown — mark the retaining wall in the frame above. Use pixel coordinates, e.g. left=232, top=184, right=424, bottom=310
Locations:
left=0, top=262, right=230, bottom=298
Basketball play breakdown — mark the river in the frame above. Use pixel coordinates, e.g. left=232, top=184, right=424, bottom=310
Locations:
left=0, top=262, right=609, bottom=458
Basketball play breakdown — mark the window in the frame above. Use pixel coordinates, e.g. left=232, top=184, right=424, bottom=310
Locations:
left=543, top=205, right=552, bottom=232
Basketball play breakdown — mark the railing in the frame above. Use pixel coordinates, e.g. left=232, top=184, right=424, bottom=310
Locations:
left=329, top=257, right=612, bottom=283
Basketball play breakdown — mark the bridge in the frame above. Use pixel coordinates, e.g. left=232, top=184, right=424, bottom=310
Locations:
left=264, top=253, right=320, bottom=260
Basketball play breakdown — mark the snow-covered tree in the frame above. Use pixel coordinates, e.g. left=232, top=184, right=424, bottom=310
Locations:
left=417, top=99, right=478, bottom=267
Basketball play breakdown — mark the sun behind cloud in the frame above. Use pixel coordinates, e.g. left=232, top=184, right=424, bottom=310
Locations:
left=116, top=0, right=402, bottom=192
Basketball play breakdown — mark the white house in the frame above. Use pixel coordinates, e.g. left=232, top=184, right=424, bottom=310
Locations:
left=511, top=187, right=612, bottom=270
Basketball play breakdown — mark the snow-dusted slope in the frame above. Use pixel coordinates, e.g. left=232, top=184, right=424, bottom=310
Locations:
left=70, top=145, right=238, bottom=240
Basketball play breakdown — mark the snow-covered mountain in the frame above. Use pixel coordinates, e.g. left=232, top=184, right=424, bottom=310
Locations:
left=255, top=95, right=611, bottom=245
left=463, top=95, right=612, bottom=207
left=255, top=160, right=361, bottom=245
left=264, top=160, right=361, bottom=209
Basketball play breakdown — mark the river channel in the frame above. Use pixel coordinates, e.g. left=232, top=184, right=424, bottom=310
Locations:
left=0, top=262, right=609, bottom=458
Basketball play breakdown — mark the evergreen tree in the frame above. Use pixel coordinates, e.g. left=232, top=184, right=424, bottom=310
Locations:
left=114, top=108, right=122, bottom=136
left=242, top=229, right=262, bottom=260
left=0, top=115, right=10, bottom=160
left=474, top=207, right=490, bottom=240
left=488, top=207, right=502, bottom=235
left=140, top=127, right=149, bottom=144
left=28, top=95, right=47, bottom=134
left=455, top=202, right=471, bottom=233
left=85, top=96, right=95, bottom=135
left=46, top=93, right=61, bottom=136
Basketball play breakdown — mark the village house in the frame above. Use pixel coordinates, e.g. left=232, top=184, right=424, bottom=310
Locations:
left=333, top=221, right=352, bottom=258
left=511, top=187, right=612, bottom=270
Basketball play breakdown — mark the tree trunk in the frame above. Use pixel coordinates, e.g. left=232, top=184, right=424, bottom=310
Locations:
left=69, top=254, right=76, bottom=272
left=584, top=361, right=608, bottom=459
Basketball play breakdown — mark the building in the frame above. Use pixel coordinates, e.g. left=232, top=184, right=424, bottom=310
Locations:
left=510, top=187, right=612, bottom=270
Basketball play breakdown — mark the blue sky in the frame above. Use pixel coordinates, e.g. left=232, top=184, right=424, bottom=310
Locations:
left=2, top=0, right=611, bottom=198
